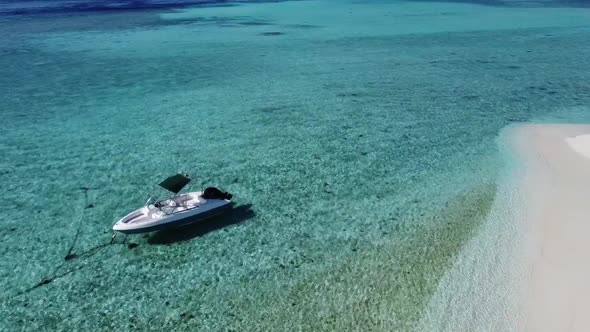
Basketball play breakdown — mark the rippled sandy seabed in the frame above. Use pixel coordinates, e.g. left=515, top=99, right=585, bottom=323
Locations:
left=1, top=0, right=590, bottom=330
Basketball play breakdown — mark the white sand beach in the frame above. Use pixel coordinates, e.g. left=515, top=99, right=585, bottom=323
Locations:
left=514, top=124, right=590, bottom=331
left=418, top=124, right=590, bottom=331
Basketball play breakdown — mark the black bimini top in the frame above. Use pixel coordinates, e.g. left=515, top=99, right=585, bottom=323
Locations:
left=159, top=174, right=191, bottom=194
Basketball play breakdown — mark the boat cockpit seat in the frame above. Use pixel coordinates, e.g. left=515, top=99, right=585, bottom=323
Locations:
left=173, top=195, right=192, bottom=207
left=190, top=196, right=206, bottom=207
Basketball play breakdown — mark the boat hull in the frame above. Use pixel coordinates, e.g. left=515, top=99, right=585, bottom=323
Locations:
left=113, top=191, right=231, bottom=234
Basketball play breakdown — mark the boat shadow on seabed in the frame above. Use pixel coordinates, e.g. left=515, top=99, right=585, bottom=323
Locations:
left=147, top=203, right=255, bottom=245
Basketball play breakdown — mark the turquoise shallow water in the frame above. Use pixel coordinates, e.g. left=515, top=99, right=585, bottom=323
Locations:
left=1, top=0, right=590, bottom=330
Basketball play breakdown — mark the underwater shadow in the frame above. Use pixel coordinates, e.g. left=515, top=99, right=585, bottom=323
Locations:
left=147, top=203, right=255, bottom=245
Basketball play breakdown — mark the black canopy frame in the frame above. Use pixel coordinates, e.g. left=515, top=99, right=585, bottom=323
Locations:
left=158, top=173, right=192, bottom=194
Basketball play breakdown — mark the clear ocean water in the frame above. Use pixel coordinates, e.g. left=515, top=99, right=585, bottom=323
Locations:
left=1, top=0, right=589, bottom=330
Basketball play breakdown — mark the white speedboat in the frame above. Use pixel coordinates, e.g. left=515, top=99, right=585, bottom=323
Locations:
left=113, top=174, right=232, bottom=234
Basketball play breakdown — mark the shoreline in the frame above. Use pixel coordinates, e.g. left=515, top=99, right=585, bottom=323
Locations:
left=416, top=127, right=528, bottom=331
left=418, top=123, right=590, bottom=331
left=513, top=124, right=590, bottom=331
